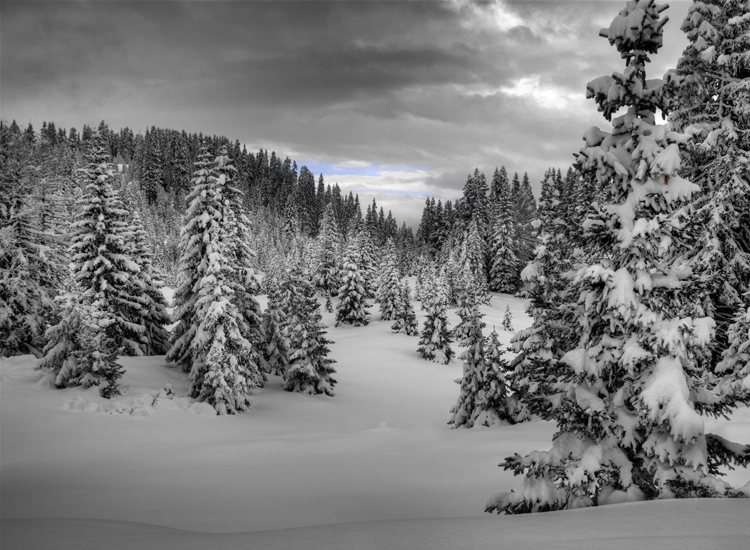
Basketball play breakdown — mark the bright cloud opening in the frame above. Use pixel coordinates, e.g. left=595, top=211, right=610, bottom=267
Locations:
left=500, top=75, right=581, bottom=110
left=452, top=0, right=526, bottom=32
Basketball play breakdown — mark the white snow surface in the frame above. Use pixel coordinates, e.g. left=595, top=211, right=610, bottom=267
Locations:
left=2, top=289, right=749, bottom=549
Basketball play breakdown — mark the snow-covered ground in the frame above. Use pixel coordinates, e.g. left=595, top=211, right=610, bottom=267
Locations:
left=2, top=292, right=749, bottom=549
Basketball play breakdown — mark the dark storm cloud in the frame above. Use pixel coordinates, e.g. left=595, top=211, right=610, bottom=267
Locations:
left=1, top=0, right=693, bottom=224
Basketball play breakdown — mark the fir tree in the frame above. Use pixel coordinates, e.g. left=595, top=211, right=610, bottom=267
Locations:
left=0, top=160, right=61, bottom=356
left=261, top=279, right=291, bottom=377
left=141, top=128, right=163, bottom=205
left=716, top=307, right=750, bottom=405
left=283, top=268, right=337, bottom=396
left=488, top=175, right=519, bottom=293
left=376, top=238, right=401, bottom=320
left=669, top=0, right=750, bottom=368
left=129, top=211, right=170, bottom=355
left=449, top=297, right=486, bottom=427
left=453, top=287, right=479, bottom=345
left=463, top=216, right=486, bottom=283
left=391, top=279, right=419, bottom=336
left=38, top=281, right=125, bottom=397
left=449, top=306, right=515, bottom=427
left=413, top=255, right=430, bottom=302
left=66, top=130, right=145, bottom=355
left=357, top=227, right=378, bottom=298
left=502, top=305, right=514, bottom=332
left=167, top=142, right=263, bottom=411
left=336, top=234, right=370, bottom=327
left=188, top=212, right=260, bottom=414
left=417, top=276, right=453, bottom=364
left=217, top=147, right=265, bottom=376
left=515, top=172, right=538, bottom=264
left=488, top=1, right=750, bottom=515
left=440, top=253, right=463, bottom=307
left=315, top=202, right=341, bottom=299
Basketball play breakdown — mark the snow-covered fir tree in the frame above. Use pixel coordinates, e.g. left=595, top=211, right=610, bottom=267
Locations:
left=417, top=276, right=453, bottom=364
left=0, top=160, right=62, bottom=356
left=716, top=306, right=750, bottom=403
left=449, top=297, right=487, bottom=427
left=515, top=172, right=538, bottom=264
left=129, top=211, right=170, bottom=355
left=669, top=0, right=750, bottom=367
left=440, top=253, right=463, bottom=307
left=453, top=287, right=479, bottom=345
left=462, top=216, right=486, bottom=285
left=166, top=142, right=263, bottom=412
left=261, top=278, right=291, bottom=377
left=38, top=281, right=125, bottom=397
left=376, top=238, right=401, bottom=320
left=488, top=171, right=520, bottom=293
left=218, top=147, right=265, bottom=380
left=506, top=170, right=578, bottom=423
left=413, top=255, right=430, bottom=302
left=391, top=279, right=419, bottom=336
left=449, top=306, right=516, bottom=427
left=458, top=259, right=490, bottom=306
left=283, top=267, right=337, bottom=396
left=357, top=227, right=378, bottom=298
left=188, top=210, right=261, bottom=414
left=502, top=305, right=514, bottom=332
left=336, top=233, right=370, bottom=327
left=488, top=0, right=750, bottom=515
left=38, top=129, right=148, bottom=392
left=67, top=130, right=146, bottom=355
left=315, top=202, right=341, bottom=301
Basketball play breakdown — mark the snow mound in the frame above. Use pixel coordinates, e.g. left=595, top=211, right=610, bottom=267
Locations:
left=188, top=401, right=218, bottom=416
left=59, top=394, right=164, bottom=416
left=60, top=396, right=102, bottom=413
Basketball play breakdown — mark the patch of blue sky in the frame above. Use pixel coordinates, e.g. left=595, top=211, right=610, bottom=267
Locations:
left=348, top=189, right=433, bottom=196
left=296, top=161, right=424, bottom=178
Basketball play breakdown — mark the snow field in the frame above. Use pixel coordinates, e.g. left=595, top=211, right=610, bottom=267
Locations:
left=2, top=290, right=749, bottom=548
left=5, top=499, right=750, bottom=550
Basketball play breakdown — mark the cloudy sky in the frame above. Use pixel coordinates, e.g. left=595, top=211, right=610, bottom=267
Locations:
left=2, top=0, right=691, bottom=228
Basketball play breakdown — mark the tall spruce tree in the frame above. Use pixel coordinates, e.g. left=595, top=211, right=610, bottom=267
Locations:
left=40, top=285, right=125, bottom=397
left=462, top=216, right=486, bottom=284
left=449, top=303, right=515, bottom=427
left=217, top=146, right=265, bottom=378
left=488, top=170, right=519, bottom=293
left=417, top=275, right=453, bottom=364
left=187, top=205, right=261, bottom=414
left=0, top=160, right=61, bottom=356
left=488, top=0, right=750, bottom=515
left=357, top=227, right=378, bottom=298
left=38, top=131, right=140, bottom=394
left=283, top=267, right=337, bottom=396
left=315, top=202, right=341, bottom=301
left=453, top=286, right=479, bottom=345
left=376, top=238, right=401, bottom=320
left=129, top=211, right=170, bottom=355
left=391, top=279, right=419, bottom=336
left=67, top=130, right=145, bottom=355
left=166, top=142, right=263, bottom=411
left=669, top=0, right=750, bottom=368
left=262, top=278, right=291, bottom=377
left=336, top=233, right=370, bottom=327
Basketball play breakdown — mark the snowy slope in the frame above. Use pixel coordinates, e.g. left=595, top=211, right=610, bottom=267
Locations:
left=2, top=292, right=748, bottom=548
